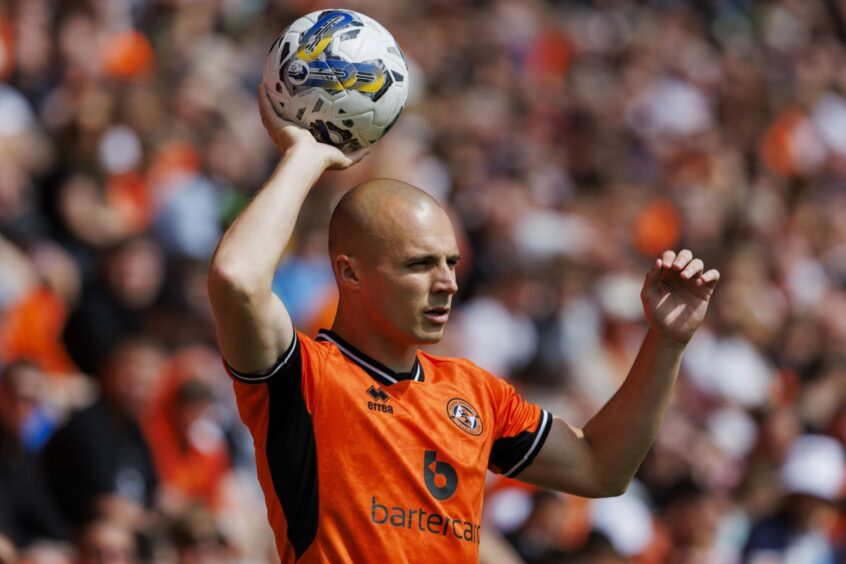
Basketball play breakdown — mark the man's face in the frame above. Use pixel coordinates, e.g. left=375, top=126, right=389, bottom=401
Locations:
left=103, top=343, right=164, bottom=419
left=354, top=206, right=459, bottom=347
left=106, top=239, right=164, bottom=310
left=0, top=364, right=42, bottom=435
left=79, top=521, right=135, bottom=564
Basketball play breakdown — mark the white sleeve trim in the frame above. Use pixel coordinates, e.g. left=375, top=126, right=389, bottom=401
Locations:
left=224, top=332, right=299, bottom=383
left=503, top=409, right=552, bottom=477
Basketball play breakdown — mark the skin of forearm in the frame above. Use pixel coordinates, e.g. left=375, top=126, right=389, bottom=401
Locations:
left=581, top=327, right=686, bottom=495
left=210, top=147, right=327, bottom=291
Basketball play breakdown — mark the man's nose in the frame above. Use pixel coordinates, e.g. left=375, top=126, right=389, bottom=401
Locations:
left=433, top=263, right=458, bottom=294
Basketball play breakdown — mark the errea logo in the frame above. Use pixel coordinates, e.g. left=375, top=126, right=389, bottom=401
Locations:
left=367, top=385, right=393, bottom=415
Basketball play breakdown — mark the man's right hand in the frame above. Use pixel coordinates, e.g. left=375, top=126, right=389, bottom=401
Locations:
left=259, top=85, right=368, bottom=170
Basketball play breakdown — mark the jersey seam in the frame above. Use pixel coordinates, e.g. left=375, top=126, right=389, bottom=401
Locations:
left=309, top=330, right=328, bottom=550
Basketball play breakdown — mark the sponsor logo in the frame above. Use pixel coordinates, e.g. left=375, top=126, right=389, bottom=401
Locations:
left=367, top=451, right=477, bottom=543
left=446, top=398, right=483, bottom=436
left=424, top=450, right=457, bottom=500
left=367, top=385, right=393, bottom=414
left=370, top=497, right=481, bottom=544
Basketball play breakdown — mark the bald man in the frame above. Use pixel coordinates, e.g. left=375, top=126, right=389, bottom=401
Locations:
left=207, top=88, right=720, bottom=563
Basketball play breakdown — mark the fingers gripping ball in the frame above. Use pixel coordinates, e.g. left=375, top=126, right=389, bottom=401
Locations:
left=263, top=10, right=409, bottom=153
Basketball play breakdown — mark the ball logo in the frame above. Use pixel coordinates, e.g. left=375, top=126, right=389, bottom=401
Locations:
left=446, top=398, right=483, bottom=436
left=287, top=60, right=309, bottom=85
left=297, top=11, right=355, bottom=61
left=424, top=450, right=458, bottom=500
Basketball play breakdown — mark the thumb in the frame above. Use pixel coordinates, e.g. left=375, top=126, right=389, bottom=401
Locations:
left=346, top=147, right=371, bottom=164
left=327, top=146, right=371, bottom=170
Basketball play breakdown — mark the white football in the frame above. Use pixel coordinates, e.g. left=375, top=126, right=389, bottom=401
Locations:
left=263, top=9, right=409, bottom=152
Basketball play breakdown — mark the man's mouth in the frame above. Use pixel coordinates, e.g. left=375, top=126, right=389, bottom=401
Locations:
left=424, top=306, right=450, bottom=324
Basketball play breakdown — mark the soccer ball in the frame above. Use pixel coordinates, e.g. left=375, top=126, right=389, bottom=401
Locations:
left=263, top=9, right=409, bottom=153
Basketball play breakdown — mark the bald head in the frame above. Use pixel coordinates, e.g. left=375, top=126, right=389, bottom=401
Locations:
left=328, top=179, right=460, bottom=351
left=328, top=179, right=448, bottom=262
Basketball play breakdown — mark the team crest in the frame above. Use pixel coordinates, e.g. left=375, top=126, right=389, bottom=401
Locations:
left=446, top=398, right=483, bottom=436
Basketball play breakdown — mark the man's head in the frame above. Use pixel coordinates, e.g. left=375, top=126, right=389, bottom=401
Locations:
left=77, top=519, right=136, bottom=564
left=328, top=179, right=459, bottom=347
left=0, top=360, right=43, bottom=437
left=102, top=236, right=165, bottom=310
left=99, top=338, right=164, bottom=420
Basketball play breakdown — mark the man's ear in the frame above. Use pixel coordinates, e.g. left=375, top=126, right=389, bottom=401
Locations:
left=334, top=255, right=360, bottom=289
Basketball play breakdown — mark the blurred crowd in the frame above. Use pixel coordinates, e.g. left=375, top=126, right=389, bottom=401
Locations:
left=1, top=0, right=845, bottom=562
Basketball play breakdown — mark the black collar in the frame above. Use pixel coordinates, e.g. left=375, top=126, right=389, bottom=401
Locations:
left=316, top=329, right=425, bottom=386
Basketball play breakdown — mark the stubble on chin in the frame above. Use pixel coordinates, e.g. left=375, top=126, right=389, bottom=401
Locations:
left=414, top=324, right=446, bottom=345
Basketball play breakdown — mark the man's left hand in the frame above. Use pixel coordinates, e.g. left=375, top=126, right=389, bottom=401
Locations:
left=641, top=249, right=720, bottom=344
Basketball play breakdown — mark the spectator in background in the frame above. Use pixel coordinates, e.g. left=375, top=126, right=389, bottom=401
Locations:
left=143, top=345, right=230, bottom=514
left=0, top=361, right=69, bottom=547
left=505, top=491, right=570, bottom=563
left=63, top=236, right=165, bottom=374
left=41, top=338, right=164, bottom=532
left=0, top=535, right=16, bottom=564
left=0, top=359, right=54, bottom=451
left=76, top=519, right=136, bottom=564
left=744, top=435, right=846, bottom=563
left=167, top=505, right=232, bottom=564
left=0, top=0, right=845, bottom=560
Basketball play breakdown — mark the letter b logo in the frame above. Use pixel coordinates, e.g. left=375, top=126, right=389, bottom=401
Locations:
left=424, top=450, right=458, bottom=500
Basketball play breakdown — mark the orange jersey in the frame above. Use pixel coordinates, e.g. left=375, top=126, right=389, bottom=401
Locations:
left=226, top=329, right=551, bottom=563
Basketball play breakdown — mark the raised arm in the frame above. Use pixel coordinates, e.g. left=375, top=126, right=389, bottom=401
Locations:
left=518, top=250, right=720, bottom=497
left=207, top=87, right=366, bottom=374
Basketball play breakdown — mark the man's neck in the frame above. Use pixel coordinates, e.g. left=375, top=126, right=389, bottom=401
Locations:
left=330, top=317, right=418, bottom=373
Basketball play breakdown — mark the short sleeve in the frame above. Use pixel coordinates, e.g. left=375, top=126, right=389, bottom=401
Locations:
left=223, top=331, right=301, bottom=383
left=225, top=330, right=328, bottom=440
left=488, top=378, right=552, bottom=478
